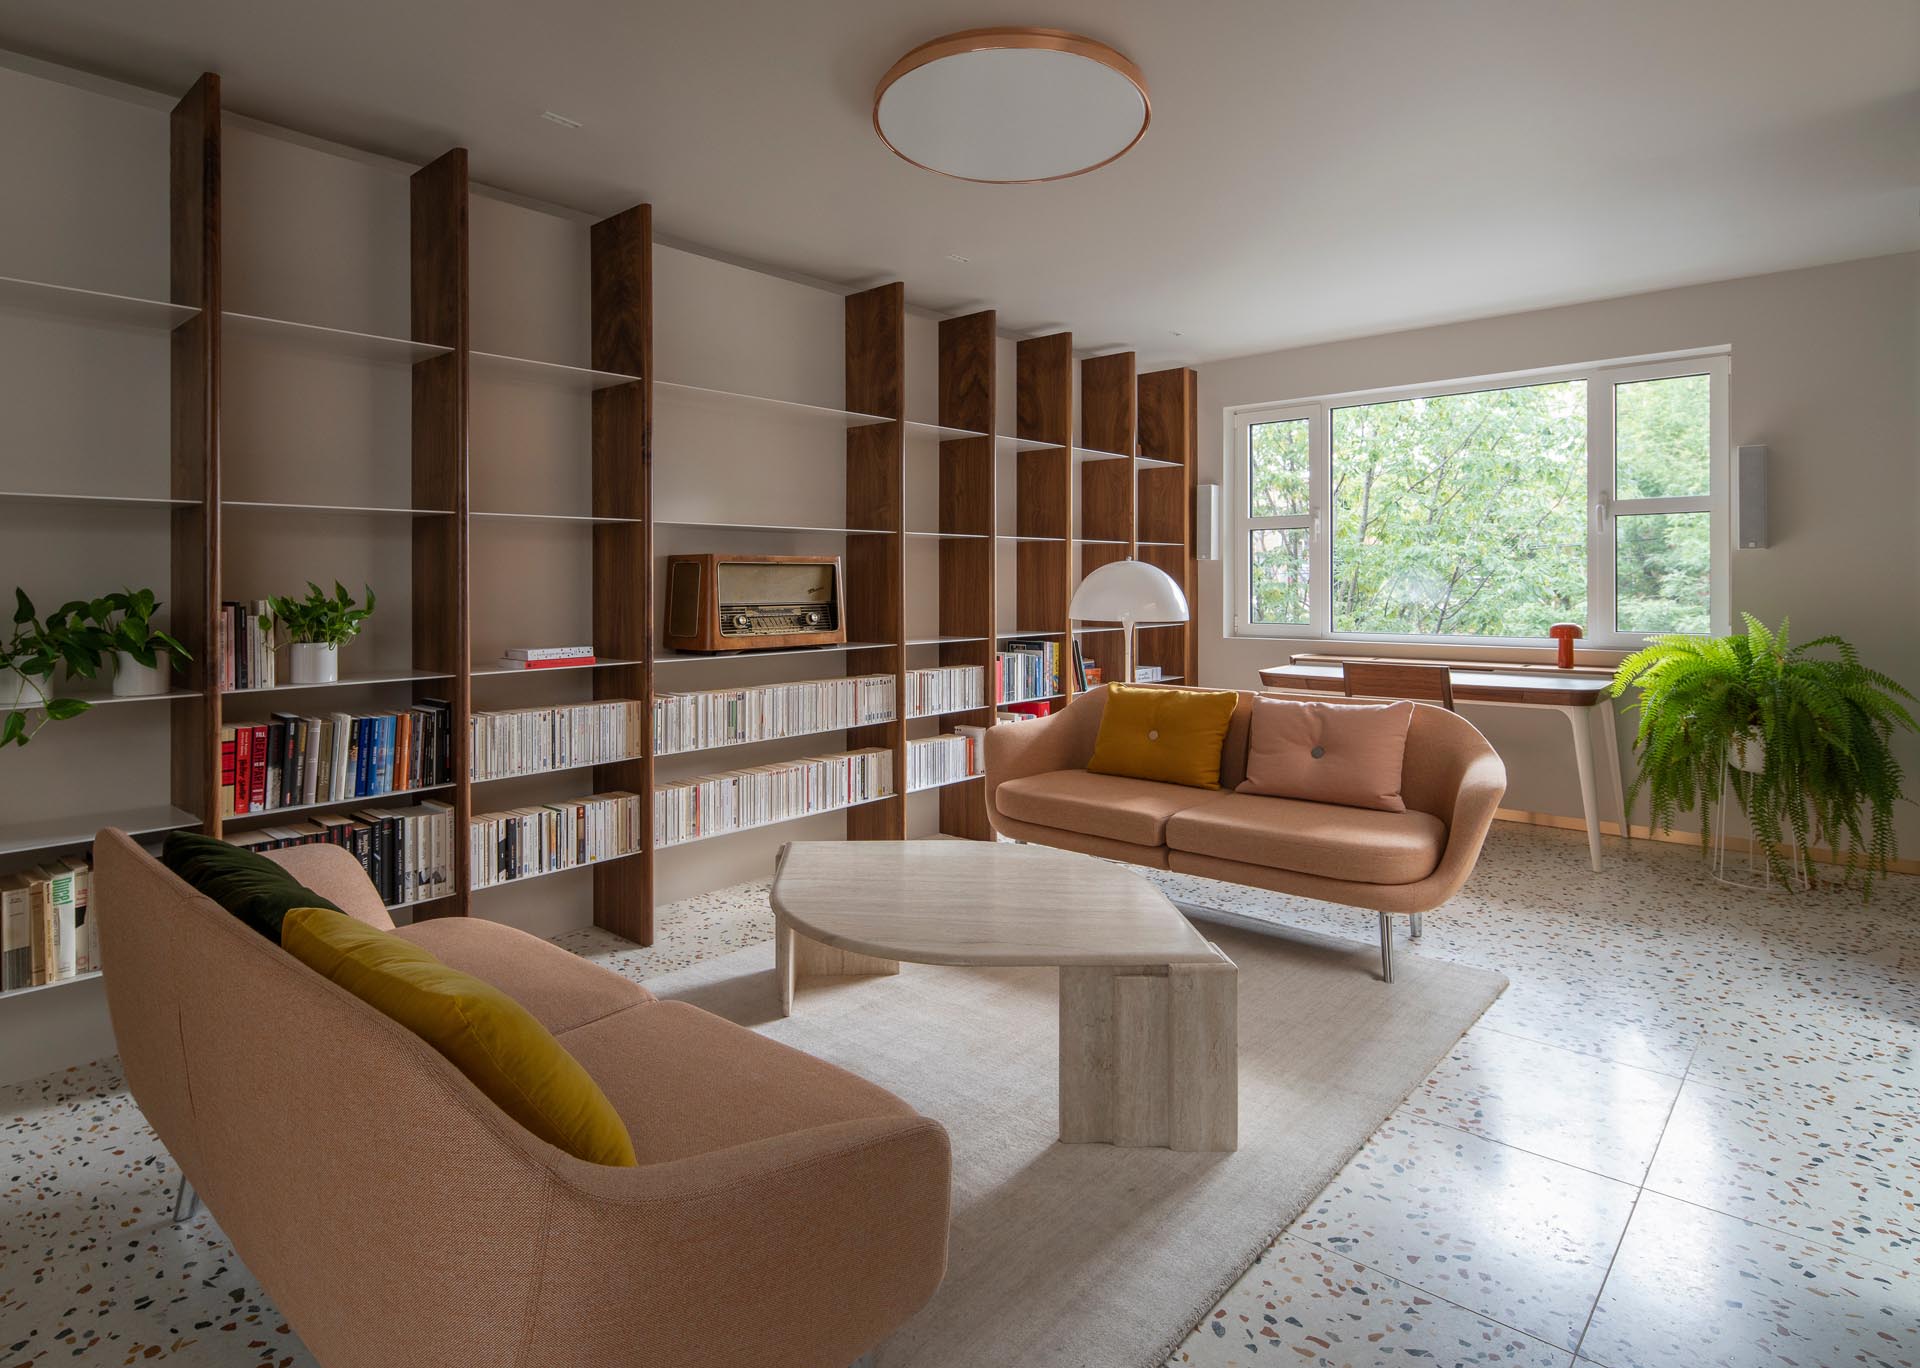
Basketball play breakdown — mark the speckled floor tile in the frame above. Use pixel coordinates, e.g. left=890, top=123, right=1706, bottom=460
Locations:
left=1288, top=1119, right=1639, bottom=1351
left=1408, top=1031, right=1683, bottom=1183
left=5, top=826, right=1920, bottom=1365
left=1578, top=1190, right=1920, bottom=1368
left=1164, top=1235, right=1573, bottom=1367
left=1643, top=1077, right=1919, bottom=1270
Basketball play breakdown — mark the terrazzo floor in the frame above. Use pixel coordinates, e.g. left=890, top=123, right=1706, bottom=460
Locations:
left=4, top=823, right=1918, bottom=1367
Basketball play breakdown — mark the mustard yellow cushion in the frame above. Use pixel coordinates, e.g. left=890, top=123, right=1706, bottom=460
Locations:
left=282, top=907, right=637, bottom=1166
left=1087, top=684, right=1240, bottom=789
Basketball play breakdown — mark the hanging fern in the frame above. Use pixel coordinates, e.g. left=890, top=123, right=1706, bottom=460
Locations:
left=1612, top=616, right=1917, bottom=899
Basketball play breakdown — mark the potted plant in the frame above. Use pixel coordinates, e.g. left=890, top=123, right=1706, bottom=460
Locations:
left=266, top=581, right=376, bottom=684
left=1612, top=615, right=1917, bottom=898
left=86, top=588, right=192, bottom=697
left=1, top=590, right=110, bottom=745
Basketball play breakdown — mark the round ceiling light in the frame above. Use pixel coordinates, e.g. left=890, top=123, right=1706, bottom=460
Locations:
left=873, top=28, right=1149, bottom=184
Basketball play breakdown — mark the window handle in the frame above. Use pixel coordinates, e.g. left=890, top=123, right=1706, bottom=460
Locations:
left=1592, top=491, right=1613, bottom=533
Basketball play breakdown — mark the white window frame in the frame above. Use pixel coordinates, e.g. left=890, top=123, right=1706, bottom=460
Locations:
left=1227, top=348, right=1730, bottom=651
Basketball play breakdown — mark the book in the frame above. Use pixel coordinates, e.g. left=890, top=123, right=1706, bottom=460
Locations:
left=0, top=874, right=31, bottom=992
left=503, top=646, right=594, bottom=661
left=490, top=656, right=595, bottom=671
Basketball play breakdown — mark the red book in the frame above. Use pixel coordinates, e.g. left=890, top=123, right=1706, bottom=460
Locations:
left=250, top=724, right=270, bottom=812
left=233, top=726, right=252, bottom=814
left=495, top=656, right=594, bottom=670
left=1005, top=700, right=1052, bottom=719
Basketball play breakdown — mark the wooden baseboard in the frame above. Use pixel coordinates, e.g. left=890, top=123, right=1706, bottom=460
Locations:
left=1494, top=807, right=1920, bottom=876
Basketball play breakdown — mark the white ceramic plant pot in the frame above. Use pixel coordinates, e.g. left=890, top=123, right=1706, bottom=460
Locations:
left=1729, top=733, right=1766, bottom=774
left=0, top=671, right=47, bottom=711
left=112, top=649, right=169, bottom=697
left=289, top=642, right=340, bottom=685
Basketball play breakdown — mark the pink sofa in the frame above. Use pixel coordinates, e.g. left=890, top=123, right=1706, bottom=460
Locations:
left=984, top=687, right=1507, bottom=980
left=93, top=829, right=950, bottom=1368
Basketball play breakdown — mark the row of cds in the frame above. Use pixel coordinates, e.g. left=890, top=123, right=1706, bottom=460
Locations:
left=654, top=748, right=893, bottom=847
left=653, top=666, right=983, bottom=755
left=471, top=699, right=645, bottom=782
left=905, top=730, right=986, bottom=791
left=469, top=791, right=644, bottom=889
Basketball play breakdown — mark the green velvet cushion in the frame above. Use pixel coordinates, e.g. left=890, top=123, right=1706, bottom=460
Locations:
left=162, top=831, right=343, bottom=943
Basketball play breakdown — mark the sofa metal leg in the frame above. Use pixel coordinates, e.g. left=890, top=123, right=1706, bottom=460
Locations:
left=171, top=1170, right=199, bottom=1224
left=1378, top=912, right=1394, bottom=983
left=1409, top=914, right=1423, bottom=940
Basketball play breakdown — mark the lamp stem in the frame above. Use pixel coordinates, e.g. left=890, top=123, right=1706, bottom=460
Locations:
left=1123, top=619, right=1134, bottom=684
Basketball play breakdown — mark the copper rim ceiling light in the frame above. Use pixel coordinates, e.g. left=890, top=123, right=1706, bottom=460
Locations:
left=873, top=27, right=1150, bottom=183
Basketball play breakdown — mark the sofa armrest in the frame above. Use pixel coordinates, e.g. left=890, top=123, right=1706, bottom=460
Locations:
left=1428, top=750, right=1507, bottom=901
left=984, top=691, right=1105, bottom=826
left=261, top=844, right=395, bottom=929
left=531, top=1114, right=952, bottom=1365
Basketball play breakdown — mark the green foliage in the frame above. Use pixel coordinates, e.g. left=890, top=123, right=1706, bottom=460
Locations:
left=266, top=581, right=377, bottom=648
left=1246, top=373, right=1713, bottom=638
left=0, top=588, right=111, bottom=747
left=1613, top=616, right=1918, bottom=899
left=83, top=587, right=192, bottom=670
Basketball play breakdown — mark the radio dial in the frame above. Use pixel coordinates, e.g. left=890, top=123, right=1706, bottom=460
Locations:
left=805, top=611, right=823, bottom=625
left=731, top=614, right=751, bottom=630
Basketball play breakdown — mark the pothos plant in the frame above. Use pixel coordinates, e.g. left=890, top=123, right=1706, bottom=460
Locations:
left=1, top=590, right=111, bottom=746
left=265, top=581, right=377, bottom=648
left=1612, top=615, right=1917, bottom=898
left=86, top=587, right=191, bottom=672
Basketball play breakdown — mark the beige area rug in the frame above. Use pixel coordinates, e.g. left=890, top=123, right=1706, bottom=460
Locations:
left=644, top=919, right=1507, bottom=1368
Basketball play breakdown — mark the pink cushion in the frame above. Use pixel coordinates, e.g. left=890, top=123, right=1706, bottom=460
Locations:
left=1236, top=697, right=1413, bottom=812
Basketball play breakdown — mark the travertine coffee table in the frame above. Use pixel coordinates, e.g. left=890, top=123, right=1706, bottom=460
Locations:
left=770, top=841, right=1238, bottom=1152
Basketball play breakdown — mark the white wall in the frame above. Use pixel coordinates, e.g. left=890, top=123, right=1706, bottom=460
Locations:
left=1196, top=253, right=1920, bottom=841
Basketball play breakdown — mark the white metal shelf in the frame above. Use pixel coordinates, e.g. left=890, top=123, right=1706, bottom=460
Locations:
left=0, top=274, right=197, bottom=329
left=907, top=772, right=986, bottom=794
left=654, top=791, right=894, bottom=850
left=471, top=350, right=641, bottom=392
left=225, top=668, right=454, bottom=695
left=224, top=499, right=452, bottom=517
left=654, top=642, right=890, bottom=665
left=222, top=783, right=456, bottom=826
left=223, top=311, right=447, bottom=365
left=0, top=970, right=103, bottom=1002
left=654, top=518, right=892, bottom=536
left=472, top=658, right=643, bottom=677
left=0, top=490, right=198, bottom=510
left=0, top=804, right=199, bottom=859
left=472, top=846, right=645, bottom=892
left=654, top=380, right=889, bottom=428
left=472, top=509, right=643, bottom=525
left=472, top=754, right=645, bottom=786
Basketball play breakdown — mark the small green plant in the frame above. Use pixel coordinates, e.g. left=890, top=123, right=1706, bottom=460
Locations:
left=0, top=590, right=111, bottom=746
left=1613, top=615, right=1917, bottom=898
left=265, top=581, right=377, bottom=648
left=86, top=587, right=191, bottom=671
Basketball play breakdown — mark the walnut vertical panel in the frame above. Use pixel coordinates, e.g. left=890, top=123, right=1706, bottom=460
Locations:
left=1078, top=351, right=1137, bottom=685
left=844, top=284, right=906, bottom=839
left=936, top=310, right=996, bottom=839
left=1014, top=333, right=1072, bottom=702
left=409, top=150, right=471, bottom=918
left=1137, top=367, right=1198, bottom=683
left=169, top=74, right=221, bottom=834
left=589, top=204, right=653, bottom=943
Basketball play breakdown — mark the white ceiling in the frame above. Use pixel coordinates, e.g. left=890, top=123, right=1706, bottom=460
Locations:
left=3, top=0, right=1916, bottom=366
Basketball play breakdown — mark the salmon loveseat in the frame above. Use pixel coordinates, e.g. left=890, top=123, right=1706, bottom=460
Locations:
left=93, top=829, right=950, bottom=1368
left=984, top=687, right=1507, bottom=981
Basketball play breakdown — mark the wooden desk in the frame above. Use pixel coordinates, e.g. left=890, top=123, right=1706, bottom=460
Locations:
left=1258, top=660, right=1627, bottom=872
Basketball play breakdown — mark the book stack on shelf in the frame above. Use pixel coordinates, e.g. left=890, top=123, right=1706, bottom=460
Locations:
left=905, top=666, right=986, bottom=718
left=654, top=747, right=893, bottom=847
left=996, top=639, right=1062, bottom=705
left=1, top=860, right=96, bottom=991
left=491, top=645, right=595, bottom=671
left=471, top=699, right=645, bottom=781
left=470, top=792, right=644, bottom=890
left=228, top=802, right=454, bottom=909
left=906, top=731, right=987, bottom=792
left=219, top=600, right=276, bottom=690
left=653, top=675, right=895, bottom=756
left=219, top=701, right=455, bottom=816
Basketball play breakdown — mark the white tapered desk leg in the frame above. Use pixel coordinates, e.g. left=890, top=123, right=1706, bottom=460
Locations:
left=1597, top=696, right=1628, bottom=841
left=1565, top=704, right=1603, bottom=871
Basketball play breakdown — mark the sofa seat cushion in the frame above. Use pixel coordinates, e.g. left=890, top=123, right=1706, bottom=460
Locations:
left=394, top=917, right=652, bottom=1035
left=995, top=769, right=1219, bottom=847
left=1165, top=793, right=1446, bottom=885
left=558, top=1000, right=921, bottom=1165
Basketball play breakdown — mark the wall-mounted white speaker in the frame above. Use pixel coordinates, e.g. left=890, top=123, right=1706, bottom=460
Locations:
left=1195, top=483, right=1221, bottom=560
left=1735, top=444, right=1769, bottom=549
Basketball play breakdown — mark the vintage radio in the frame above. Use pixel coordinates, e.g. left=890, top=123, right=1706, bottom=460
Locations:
left=662, top=554, right=846, bottom=653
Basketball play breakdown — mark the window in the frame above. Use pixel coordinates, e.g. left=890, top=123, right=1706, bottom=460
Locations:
left=1230, top=352, right=1728, bottom=647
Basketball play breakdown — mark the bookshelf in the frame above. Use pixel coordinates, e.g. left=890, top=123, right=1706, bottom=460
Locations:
left=0, top=60, right=1200, bottom=1018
